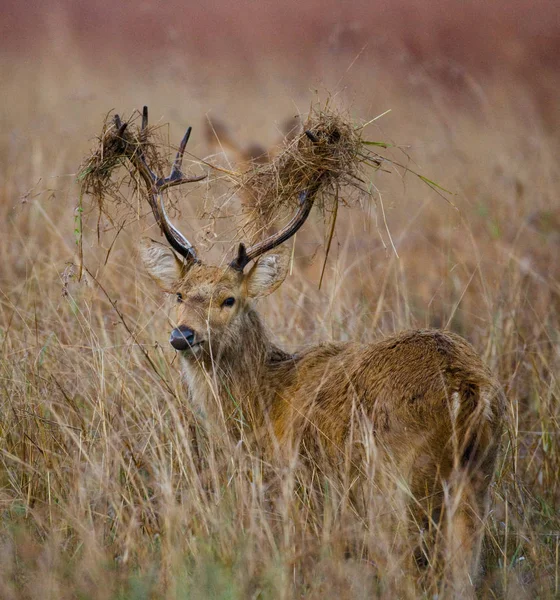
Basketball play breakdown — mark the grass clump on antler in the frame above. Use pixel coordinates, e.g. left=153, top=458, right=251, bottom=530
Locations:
left=77, top=109, right=167, bottom=227
left=237, top=104, right=375, bottom=230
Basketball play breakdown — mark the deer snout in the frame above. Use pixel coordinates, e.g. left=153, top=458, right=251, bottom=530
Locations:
left=170, top=325, right=196, bottom=351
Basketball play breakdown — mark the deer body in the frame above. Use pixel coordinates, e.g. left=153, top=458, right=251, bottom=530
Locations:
left=156, top=258, right=503, bottom=592
left=173, top=289, right=502, bottom=497
left=109, top=107, right=504, bottom=593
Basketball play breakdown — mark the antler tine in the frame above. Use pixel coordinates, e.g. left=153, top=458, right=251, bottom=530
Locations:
left=115, top=107, right=202, bottom=263
left=114, top=114, right=128, bottom=138
left=171, top=127, right=192, bottom=177
left=160, top=126, right=207, bottom=190
left=113, top=111, right=159, bottom=186
left=141, top=105, right=148, bottom=132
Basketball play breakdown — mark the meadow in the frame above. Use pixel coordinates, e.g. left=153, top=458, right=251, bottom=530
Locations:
left=0, top=36, right=559, bottom=598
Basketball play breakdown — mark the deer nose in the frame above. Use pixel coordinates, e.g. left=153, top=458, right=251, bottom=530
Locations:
left=169, top=326, right=196, bottom=351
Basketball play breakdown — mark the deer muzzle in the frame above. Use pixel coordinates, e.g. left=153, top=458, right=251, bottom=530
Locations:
left=169, top=325, right=197, bottom=351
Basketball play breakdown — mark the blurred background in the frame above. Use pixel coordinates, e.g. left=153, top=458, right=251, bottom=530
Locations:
left=1, top=0, right=559, bottom=330
left=2, top=0, right=559, bottom=128
left=1, top=2, right=559, bottom=597
left=3, top=0, right=560, bottom=94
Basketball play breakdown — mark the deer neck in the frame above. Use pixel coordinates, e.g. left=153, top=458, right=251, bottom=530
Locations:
left=180, top=308, right=287, bottom=433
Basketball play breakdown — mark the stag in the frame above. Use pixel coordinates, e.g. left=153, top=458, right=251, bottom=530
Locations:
left=114, top=107, right=504, bottom=594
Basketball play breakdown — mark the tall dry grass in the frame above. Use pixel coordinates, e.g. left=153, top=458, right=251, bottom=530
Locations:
left=0, top=54, right=559, bottom=599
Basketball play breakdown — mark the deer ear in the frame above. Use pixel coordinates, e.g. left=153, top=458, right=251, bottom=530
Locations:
left=245, top=251, right=290, bottom=298
left=139, top=238, right=184, bottom=290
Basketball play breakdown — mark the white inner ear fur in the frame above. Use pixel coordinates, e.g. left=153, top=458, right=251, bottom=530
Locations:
left=246, top=253, right=289, bottom=298
left=139, top=238, right=184, bottom=290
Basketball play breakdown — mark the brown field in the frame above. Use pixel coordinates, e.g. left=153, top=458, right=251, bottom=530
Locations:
left=1, top=2, right=559, bottom=598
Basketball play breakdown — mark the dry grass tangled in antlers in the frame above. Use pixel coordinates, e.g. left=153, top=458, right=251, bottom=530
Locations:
left=77, top=103, right=391, bottom=247
left=235, top=105, right=373, bottom=227
left=78, top=109, right=169, bottom=226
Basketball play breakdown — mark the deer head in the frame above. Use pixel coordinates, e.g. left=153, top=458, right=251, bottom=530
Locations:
left=117, top=108, right=318, bottom=362
left=140, top=239, right=291, bottom=360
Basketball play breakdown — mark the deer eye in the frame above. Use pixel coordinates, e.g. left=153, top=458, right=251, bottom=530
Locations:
left=222, top=297, right=235, bottom=308
left=176, top=293, right=183, bottom=303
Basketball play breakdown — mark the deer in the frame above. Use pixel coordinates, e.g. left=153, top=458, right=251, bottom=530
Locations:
left=204, top=113, right=301, bottom=169
left=112, top=107, right=505, bottom=595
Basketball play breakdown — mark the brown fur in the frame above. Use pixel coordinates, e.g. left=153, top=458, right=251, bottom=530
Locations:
left=141, top=238, right=505, bottom=594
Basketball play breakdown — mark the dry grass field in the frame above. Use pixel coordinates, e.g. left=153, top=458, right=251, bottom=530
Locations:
left=1, top=9, right=559, bottom=597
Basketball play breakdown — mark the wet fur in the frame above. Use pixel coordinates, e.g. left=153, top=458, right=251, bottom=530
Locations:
left=141, top=240, right=505, bottom=593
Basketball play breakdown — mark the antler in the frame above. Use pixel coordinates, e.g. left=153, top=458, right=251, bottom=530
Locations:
left=113, top=106, right=206, bottom=262
left=229, top=131, right=322, bottom=272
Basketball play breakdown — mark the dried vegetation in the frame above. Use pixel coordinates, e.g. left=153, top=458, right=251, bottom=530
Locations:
left=78, top=102, right=389, bottom=254
left=0, top=57, right=559, bottom=599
